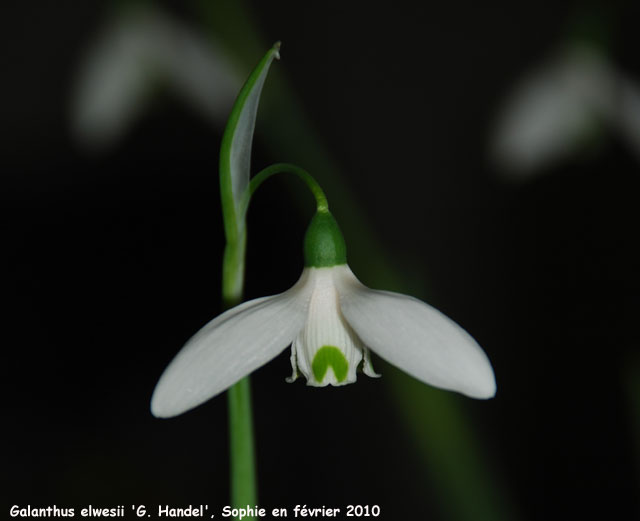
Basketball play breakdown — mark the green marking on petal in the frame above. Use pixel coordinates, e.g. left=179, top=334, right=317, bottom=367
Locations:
left=312, top=345, right=349, bottom=383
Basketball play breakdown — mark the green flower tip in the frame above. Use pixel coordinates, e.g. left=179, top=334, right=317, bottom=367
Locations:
left=303, top=211, right=347, bottom=268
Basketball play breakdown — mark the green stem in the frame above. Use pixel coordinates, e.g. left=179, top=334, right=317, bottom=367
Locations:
left=223, top=232, right=256, bottom=517
left=227, top=377, right=256, bottom=512
left=248, top=163, right=329, bottom=213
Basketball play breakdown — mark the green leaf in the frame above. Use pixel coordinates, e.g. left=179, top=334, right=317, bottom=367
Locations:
left=219, top=42, right=280, bottom=241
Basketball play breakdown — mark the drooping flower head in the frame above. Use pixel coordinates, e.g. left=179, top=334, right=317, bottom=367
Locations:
left=151, top=208, right=496, bottom=418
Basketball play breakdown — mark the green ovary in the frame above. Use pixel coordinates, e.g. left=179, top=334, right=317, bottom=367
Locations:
left=311, top=346, right=349, bottom=383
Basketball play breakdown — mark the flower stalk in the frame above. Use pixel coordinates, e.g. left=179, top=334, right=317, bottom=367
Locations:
left=249, top=163, right=328, bottom=213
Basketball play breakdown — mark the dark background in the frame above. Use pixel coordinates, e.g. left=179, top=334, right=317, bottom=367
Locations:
left=4, top=1, right=639, bottom=520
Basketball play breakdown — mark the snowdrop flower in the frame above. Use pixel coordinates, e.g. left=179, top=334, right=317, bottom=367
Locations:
left=151, top=210, right=496, bottom=418
left=491, top=44, right=640, bottom=175
left=71, top=5, right=240, bottom=149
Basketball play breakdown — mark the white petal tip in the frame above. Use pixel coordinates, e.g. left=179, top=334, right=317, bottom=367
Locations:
left=150, top=391, right=185, bottom=419
left=150, top=404, right=168, bottom=419
left=467, top=381, right=497, bottom=400
left=459, top=367, right=497, bottom=400
left=150, top=403, right=170, bottom=419
left=150, top=376, right=213, bottom=419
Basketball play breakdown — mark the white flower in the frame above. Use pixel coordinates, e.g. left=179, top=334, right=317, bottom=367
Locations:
left=151, top=212, right=496, bottom=418
left=491, top=44, right=640, bottom=175
left=71, top=5, right=240, bottom=149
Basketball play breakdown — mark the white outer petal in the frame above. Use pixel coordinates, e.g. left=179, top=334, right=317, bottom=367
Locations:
left=335, top=267, right=496, bottom=399
left=151, top=271, right=312, bottom=418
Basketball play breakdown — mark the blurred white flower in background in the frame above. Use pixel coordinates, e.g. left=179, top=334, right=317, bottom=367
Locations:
left=71, top=5, right=241, bottom=149
left=491, top=44, right=640, bottom=176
